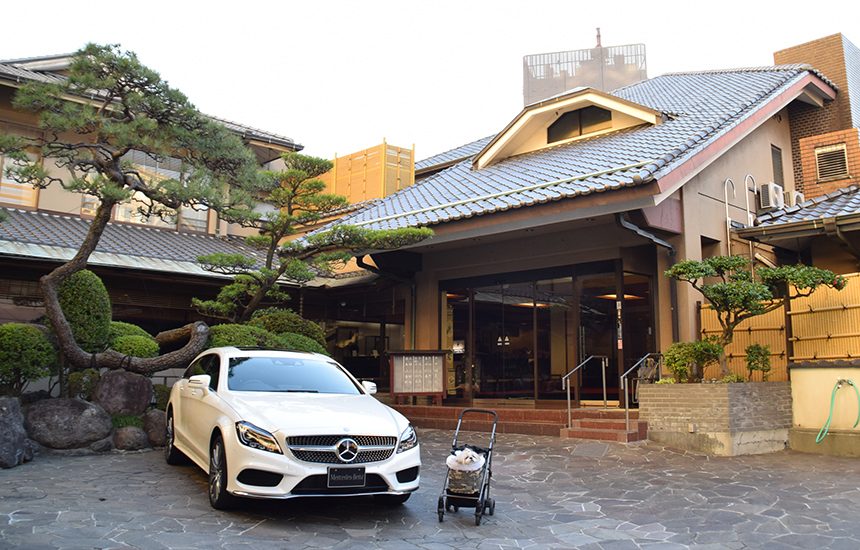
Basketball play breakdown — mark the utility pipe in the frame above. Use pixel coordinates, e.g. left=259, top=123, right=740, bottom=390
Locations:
left=723, top=178, right=736, bottom=256
left=743, top=174, right=757, bottom=277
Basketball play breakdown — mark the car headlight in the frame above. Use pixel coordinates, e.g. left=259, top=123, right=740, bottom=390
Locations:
left=397, top=424, right=418, bottom=454
left=235, top=421, right=282, bottom=454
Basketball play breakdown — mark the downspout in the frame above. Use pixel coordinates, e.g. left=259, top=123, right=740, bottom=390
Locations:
left=356, top=255, right=417, bottom=349
left=616, top=213, right=679, bottom=341
left=823, top=217, right=860, bottom=262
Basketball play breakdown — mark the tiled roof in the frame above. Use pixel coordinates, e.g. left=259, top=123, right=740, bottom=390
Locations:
left=0, top=57, right=300, bottom=151
left=415, top=135, right=495, bottom=172
left=335, top=66, right=830, bottom=231
left=0, top=207, right=264, bottom=278
left=755, top=186, right=860, bottom=226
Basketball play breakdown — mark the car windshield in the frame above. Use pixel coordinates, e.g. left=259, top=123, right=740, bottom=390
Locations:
left=227, top=356, right=362, bottom=394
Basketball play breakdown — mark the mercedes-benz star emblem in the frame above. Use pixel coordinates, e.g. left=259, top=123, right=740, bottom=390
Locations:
left=335, top=438, right=359, bottom=463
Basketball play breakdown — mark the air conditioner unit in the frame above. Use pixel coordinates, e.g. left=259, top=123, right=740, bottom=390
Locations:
left=783, top=190, right=805, bottom=207
left=759, top=182, right=785, bottom=209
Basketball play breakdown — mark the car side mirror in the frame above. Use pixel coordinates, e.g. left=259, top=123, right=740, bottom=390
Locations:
left=189, top=374, right=211, bottom=389
left=361, top=380, right=377, bottom=395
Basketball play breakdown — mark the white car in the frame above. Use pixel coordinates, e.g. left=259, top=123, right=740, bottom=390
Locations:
left=165, top=347, right=420, bottom=509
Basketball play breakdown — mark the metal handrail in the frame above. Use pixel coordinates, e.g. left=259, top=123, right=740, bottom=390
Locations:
left=621, top=352, right=663, bottom=433
left=563, top=355, right=608, bottom=428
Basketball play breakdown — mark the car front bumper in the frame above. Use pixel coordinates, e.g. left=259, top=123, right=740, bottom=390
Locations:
left=225, top=437, right=421, bottom=499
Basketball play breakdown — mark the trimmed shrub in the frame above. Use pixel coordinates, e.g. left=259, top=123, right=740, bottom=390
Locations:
left=57, top=270, right=112, bottom=353
left=721, top=373, right=745, bottom=383
left=208, top=324, right=283, bottom=349
left=249, top=308, right=326, bottom=347
left=109, top=321, right=153, bottom=342
left=152, top=384, right=171, bottom=411
left=279, top=332, right=328, bottom=355
left=664, top=338, right=723, bottom=383
left=745, top=343, right=772, bottom=381
left=0, top=323, right=57, bottom=396
left=68, top=368, right=101, bottom=400
left=112, top=335, right=160, bottom=358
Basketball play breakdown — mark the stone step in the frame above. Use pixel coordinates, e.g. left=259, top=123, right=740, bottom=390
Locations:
left=560, top=426, right=647, bottom=443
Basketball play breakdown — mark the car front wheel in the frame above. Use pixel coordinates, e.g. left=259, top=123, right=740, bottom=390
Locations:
left=208, top=434, right=235, bottom=510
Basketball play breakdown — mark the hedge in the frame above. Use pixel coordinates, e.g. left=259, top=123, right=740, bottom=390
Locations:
left=0, top=323, right=57, bottom=396
left=57, top=270, right=112, bottom=353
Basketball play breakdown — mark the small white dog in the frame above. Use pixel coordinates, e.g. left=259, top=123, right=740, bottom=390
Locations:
left=446, top=447, right=485, bottom=472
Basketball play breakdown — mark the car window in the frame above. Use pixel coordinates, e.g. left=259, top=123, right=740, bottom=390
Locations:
left=227, top=356, right=361, bottom=394
left=202, top=355, right=220, bottom=391
left=183, top=357, right=204, bottom=379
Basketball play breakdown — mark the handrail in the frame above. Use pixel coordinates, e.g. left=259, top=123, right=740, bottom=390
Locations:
left=563, top=355, right=608, bottom=428
left=621, top=352, right=662, bottom=433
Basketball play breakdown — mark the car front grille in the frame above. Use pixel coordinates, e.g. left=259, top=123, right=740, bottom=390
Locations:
left=287, top=435, right=397, bottom=464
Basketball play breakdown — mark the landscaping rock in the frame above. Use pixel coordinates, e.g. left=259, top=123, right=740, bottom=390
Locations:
left=0, top=397, right=33, bottom=468
left=24, top=398, right=112, bottom=450
left=89, top=437, right=113, bottom=453
left=93, top=370, right=153, bottom=416
left=113, top=426, right=149, bottom=451
left=142, top=409, right=166, bottom=447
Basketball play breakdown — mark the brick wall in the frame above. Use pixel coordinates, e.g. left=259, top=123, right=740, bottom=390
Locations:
left=774, top=34, right=852, bottom=193
left=638, top=383, right=792, bottom=455
left=798, top=128, right=860, bottom=198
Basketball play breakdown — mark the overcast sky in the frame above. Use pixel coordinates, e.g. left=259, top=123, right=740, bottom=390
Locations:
left=3, top=1, right=859, bottom=160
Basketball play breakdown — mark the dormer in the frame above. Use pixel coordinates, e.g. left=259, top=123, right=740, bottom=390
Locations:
left=473, top=87, right=662, bottom=169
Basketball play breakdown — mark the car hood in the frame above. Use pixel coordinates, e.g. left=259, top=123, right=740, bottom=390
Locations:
left=224, top=392, right=407, bottom=437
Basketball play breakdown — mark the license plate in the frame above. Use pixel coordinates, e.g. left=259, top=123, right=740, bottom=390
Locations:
left=327, top=467, right=366, bottom=488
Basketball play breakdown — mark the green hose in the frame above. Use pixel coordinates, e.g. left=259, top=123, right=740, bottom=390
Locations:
left=816, top=379, right=860, bottom=444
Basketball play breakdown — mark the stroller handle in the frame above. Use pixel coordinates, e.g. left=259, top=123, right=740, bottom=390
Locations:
left=458, top=408, right=499, bottom=422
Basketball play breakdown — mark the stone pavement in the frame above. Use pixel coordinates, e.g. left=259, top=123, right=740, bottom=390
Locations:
left=2, top=428, right=860, bottom=549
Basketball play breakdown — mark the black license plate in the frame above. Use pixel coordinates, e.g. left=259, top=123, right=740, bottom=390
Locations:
left=327, top=467, right=366, bottom=488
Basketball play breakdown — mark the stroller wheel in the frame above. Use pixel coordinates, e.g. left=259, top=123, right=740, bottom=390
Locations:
left=475, top=509, right=482, bottom=526
left=488, top=498, right=495, bottom=516
left=437, top=496, right=444, bottom=522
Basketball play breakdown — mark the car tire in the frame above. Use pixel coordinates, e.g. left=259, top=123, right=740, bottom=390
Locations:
left=164, top=412, right=188, bottom=465
left=208, top=434, right=235, bottom=510
left=374, top=493, right=411, bottom=506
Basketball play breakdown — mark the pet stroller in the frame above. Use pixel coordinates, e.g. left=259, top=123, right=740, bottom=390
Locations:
left=437, top=408, right=497, bottom=525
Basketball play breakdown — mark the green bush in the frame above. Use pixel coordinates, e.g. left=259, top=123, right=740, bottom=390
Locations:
left=111, top=335, right=160, bottom=358
left=720, top=373, right=746, bottom=383
left=279, top=332, right=328, bottom=355
left=111, top=414, right=143, bottom=429
left=109, top=321, right=152, bottom=342
left=664, top=338, right=723, bottom=383
left=68, top=368, right=100, bottom=400
left=0, top=323, right=57, bottom=396
left=249, top=308, right=326, bottom=347
left=208, top=324, right=284, bottom=349
left=655, top=378, right=676, bottom=384
left=745, top=343, right=772, bottom=381
left=57, top=270, right=112, bottom=353
left=152, top=384, right=171, bottom=411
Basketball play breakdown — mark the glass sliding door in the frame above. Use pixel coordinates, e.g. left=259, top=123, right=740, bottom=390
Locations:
left=535, top=277, right=575, bottom=401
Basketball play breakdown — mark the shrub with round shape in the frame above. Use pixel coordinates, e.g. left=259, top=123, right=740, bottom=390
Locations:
left=112, top=335, right=160, bottom=358
left=279, top=332, right=327, bottom=355
left=109, top=321, right=153, bottom=342
left=208, top=324, right=284, bottom=349
left=249, top=308, right=325, bottom=347
left=0, top=323, right=57, bottom=396
left=57, top=270, right=112, bottom=353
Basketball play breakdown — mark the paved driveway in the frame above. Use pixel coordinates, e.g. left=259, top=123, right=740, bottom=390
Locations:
left=2, top=428, right=860, bottom=549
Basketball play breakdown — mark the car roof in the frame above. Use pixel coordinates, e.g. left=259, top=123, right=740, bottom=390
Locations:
left=204, top=347, right=331, bottom=360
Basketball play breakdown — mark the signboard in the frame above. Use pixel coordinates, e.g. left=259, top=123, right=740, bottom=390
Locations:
left=389, top=351, right=446, bottom=402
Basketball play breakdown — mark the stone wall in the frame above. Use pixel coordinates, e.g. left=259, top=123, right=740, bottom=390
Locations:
left=638, top=382, right=792, bottom=456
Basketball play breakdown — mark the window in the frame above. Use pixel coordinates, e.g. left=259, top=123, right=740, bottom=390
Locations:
left=0, top=153, right=38, bottom=207
left=547, top=106, right=612, bottom=144
left=179, top=205, right=209, bottom=232
left=114, top=191, right=177, bottom=228
left=183, top=354, right=220, bottom=391
left=81, top=195, right=100, bottom=217
left=771, top=145, right=784, bottom=186
left=815, top=143, right=849, bottom=181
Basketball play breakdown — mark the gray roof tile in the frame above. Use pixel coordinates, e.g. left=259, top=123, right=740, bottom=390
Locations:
left=335, top=66, right=831, bottom=231
left=755, top=186, right=860, bottom=226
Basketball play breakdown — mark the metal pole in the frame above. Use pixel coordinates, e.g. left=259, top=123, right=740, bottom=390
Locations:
left=624, top=377, right=629, bottom=432
left=566, top=379, right=572, bottom=429
left=602, top=357, right=608, bottom=409
left=724, top=178, right=736, bottom=255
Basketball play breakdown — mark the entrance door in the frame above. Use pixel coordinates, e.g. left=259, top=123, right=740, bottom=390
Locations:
left=577, top=272, right=619, bottom=402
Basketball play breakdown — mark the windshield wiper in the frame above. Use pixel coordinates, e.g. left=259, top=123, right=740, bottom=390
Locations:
left=279, top=389, right=320, bottom=393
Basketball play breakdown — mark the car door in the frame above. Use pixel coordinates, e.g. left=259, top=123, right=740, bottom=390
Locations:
left=174, top=357, right=205, bottom=449
left=183, top=354, right=224, bottom=462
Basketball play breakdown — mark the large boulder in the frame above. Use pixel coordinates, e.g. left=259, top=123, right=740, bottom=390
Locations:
left=142, top=409, right=166, bottom=447
left=0, top=397, right=36, bottom=468
left=24, top=398, right=112, bottom=450
left=113, top=426, right=149, bottom=451
left=93, top=370, right=153, bottom=416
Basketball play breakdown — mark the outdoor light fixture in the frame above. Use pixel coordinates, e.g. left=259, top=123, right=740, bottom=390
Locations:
left=496, top=336, right=511, bottom=346
left=595, top=293, right=643, bottom=300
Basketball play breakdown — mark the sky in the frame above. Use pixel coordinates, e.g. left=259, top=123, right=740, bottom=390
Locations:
left=3, top=1, right=860, bottom=160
